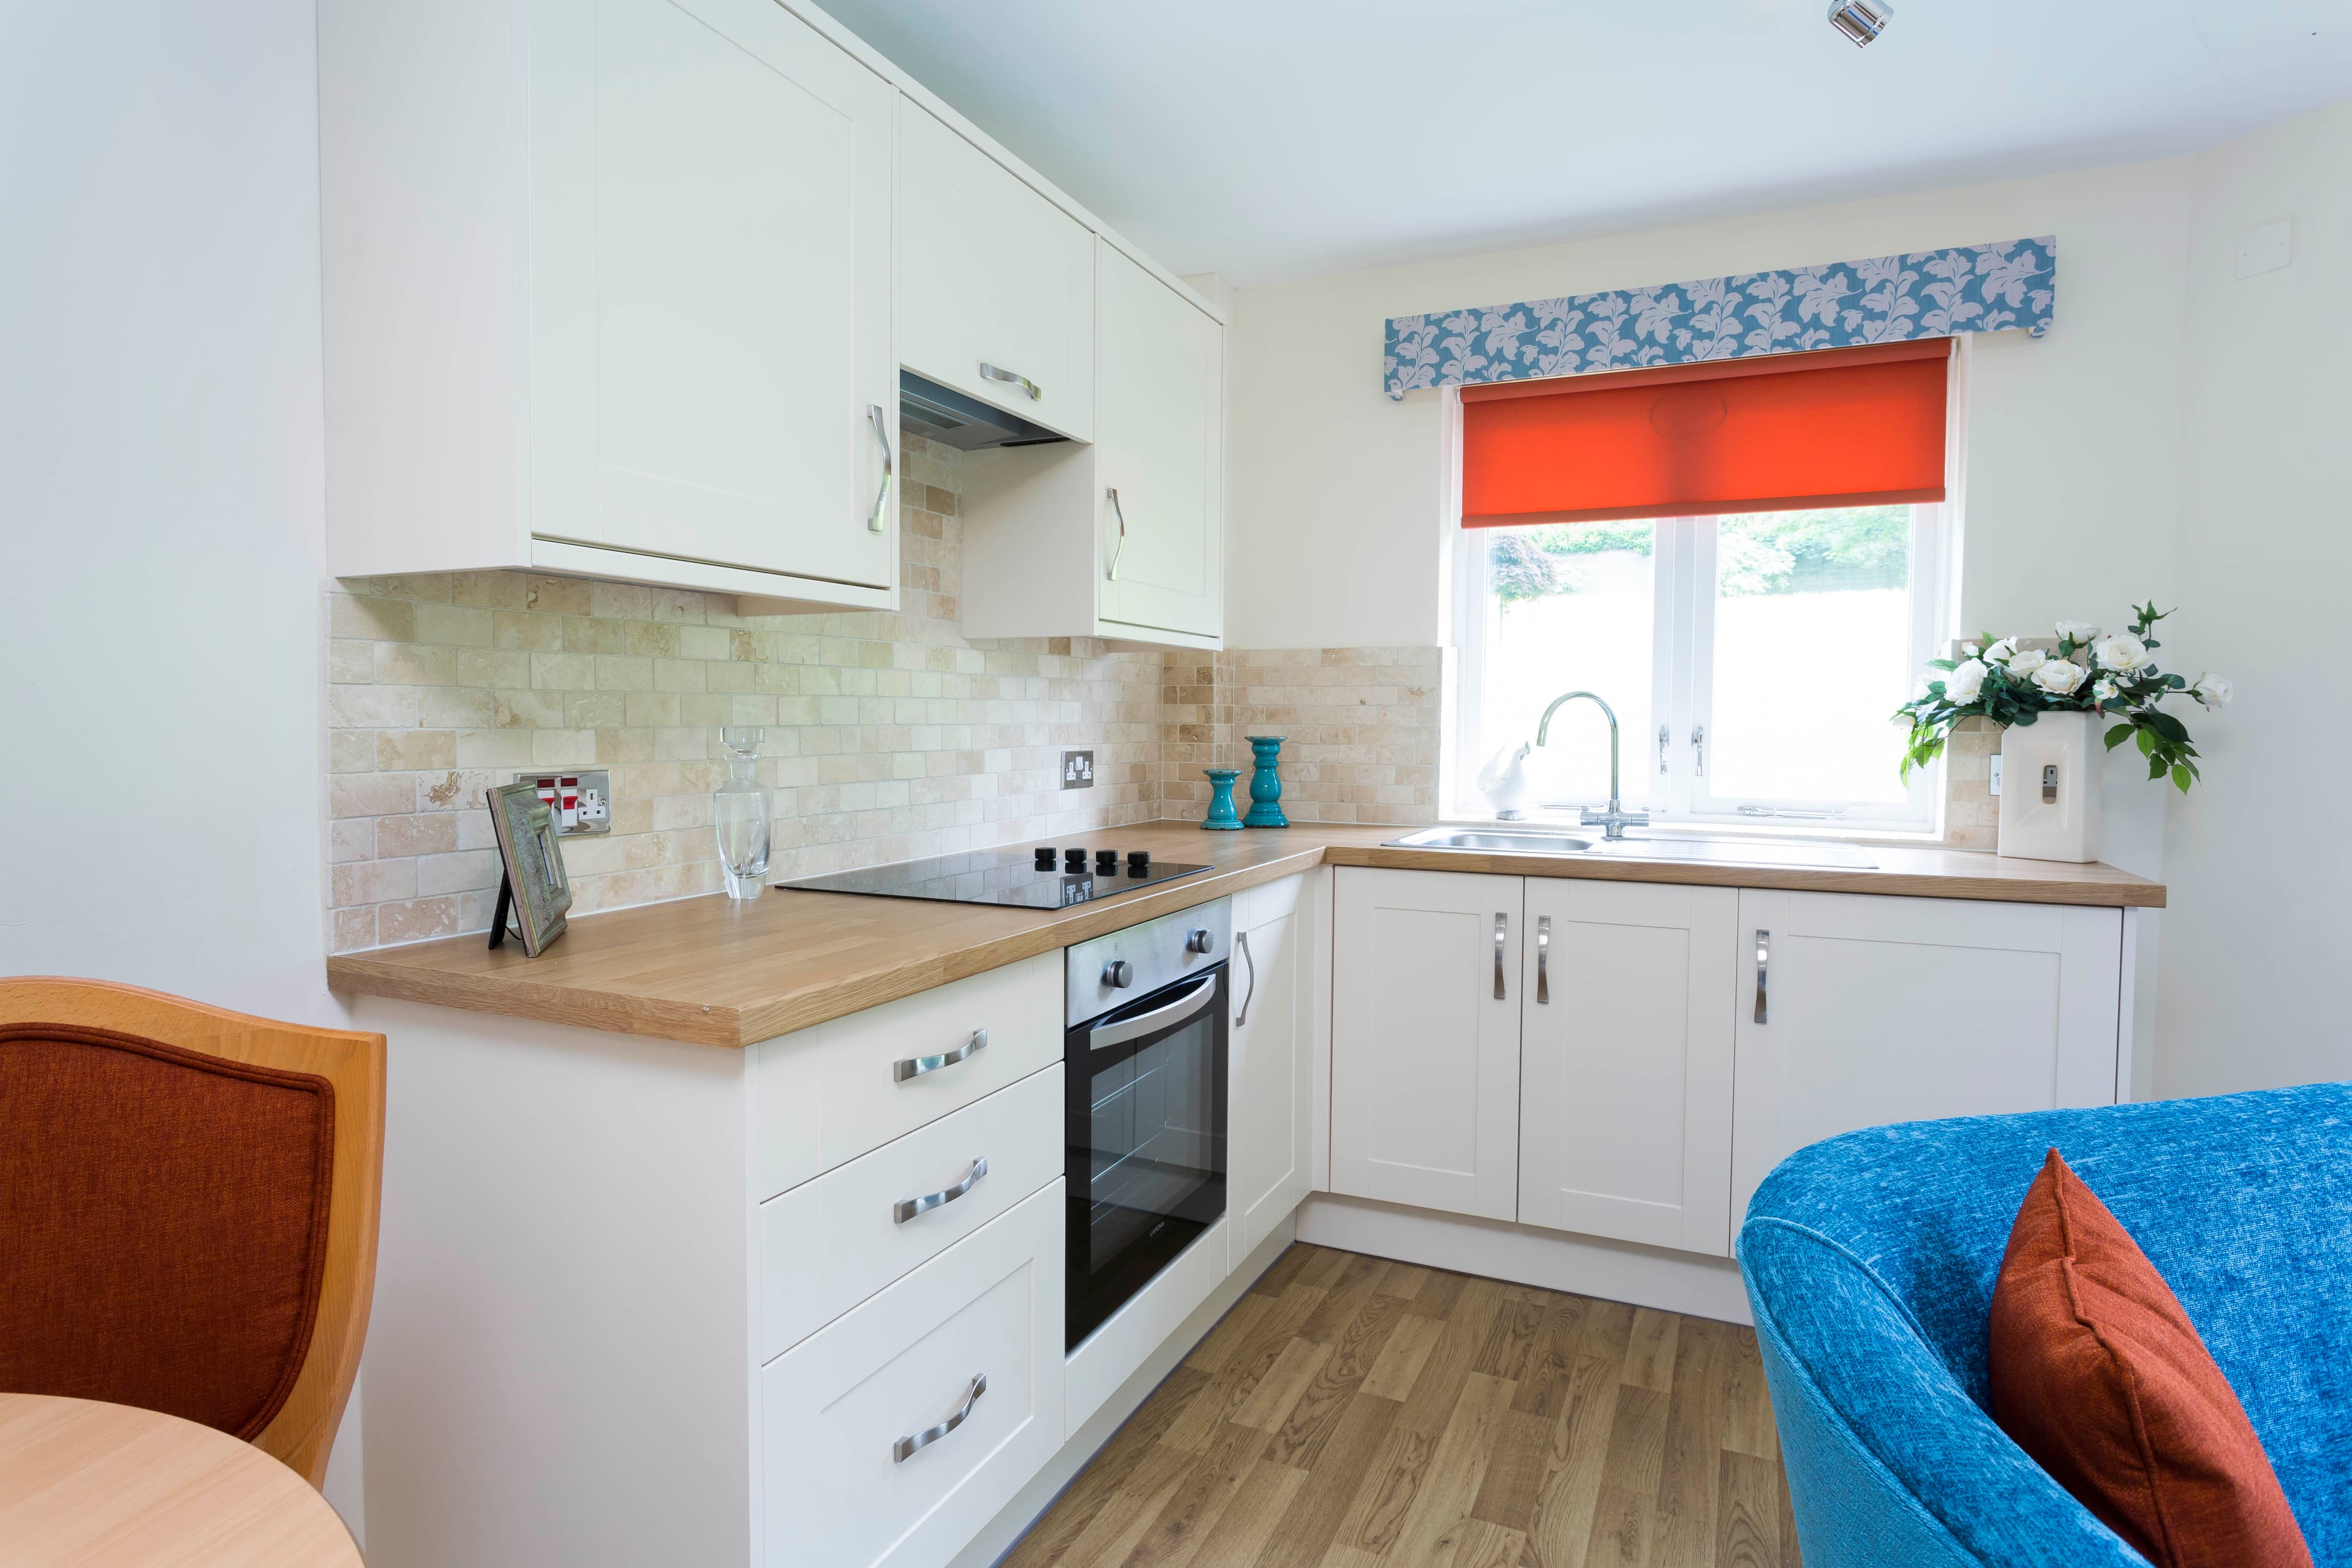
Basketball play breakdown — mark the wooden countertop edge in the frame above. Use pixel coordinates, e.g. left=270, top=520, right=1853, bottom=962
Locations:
left=326, top=832, right=2162, bottom=1048
left=1322, top=845, right=2169, bottom=907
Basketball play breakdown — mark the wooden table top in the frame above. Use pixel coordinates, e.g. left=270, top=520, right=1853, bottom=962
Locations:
left=327, top=820, right=2163, bottom=1050
left=0, top=1395, right=363, bottom=1568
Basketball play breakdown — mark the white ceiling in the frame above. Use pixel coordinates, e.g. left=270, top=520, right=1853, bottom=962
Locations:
left=818, top=0, right=2352, bottom=285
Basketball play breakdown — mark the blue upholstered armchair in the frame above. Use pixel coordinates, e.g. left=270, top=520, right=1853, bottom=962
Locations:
left=1738, top=1084, right=2351, bottom=1568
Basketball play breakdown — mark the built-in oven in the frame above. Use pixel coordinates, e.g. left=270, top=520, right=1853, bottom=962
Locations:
left=1063, top=899, right=1231, bottom=1351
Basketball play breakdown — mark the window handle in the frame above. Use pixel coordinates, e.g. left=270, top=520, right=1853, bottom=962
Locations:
left=1754, top=929, right=1770, bottom=1025
left=1658, top=725, right=1670, bottom=775
left=1692, top=724, right=1706, bottom=777
left=1536, top=915, right=1551, bottom=1005
left=1493, top=913, right=1508, bottom=1000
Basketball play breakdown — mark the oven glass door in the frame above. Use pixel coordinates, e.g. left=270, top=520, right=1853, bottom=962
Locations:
left=1066, top=964, right=1228, bottom=1350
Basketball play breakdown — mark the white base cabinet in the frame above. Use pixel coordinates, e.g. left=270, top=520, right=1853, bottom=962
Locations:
left=1228, top=873, right=1314, bottom=1268
left=1329, top=868, right=1523, bottom=1221
left=1729, top=889, right=2125, bottom=1220
left=1517, top=880, right=1738, bottom=1257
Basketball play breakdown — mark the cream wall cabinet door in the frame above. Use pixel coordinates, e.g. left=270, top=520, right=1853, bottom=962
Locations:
left=1229, top=873, right=1311, bottom=1269
left=1518, top=880, right=1738, bottom=1257
left=898, top=102, right=1094, bottom=441
left=1094, top=241, right=1223, bottom=641
left=1730, top=891, right=2124, bottom=1221
left=322, top=0, right=896, bottom=603
left=1330, top=868, right=1522, bottom=1221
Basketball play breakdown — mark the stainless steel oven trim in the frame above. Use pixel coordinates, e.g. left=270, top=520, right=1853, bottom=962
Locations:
left=1085, top=973, right=1218, bottom=1050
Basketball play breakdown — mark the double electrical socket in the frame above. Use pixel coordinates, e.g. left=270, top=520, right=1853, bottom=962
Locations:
left=1061, top=750, right=1095, bottom=790
left=515, top=771, right=612, bottom=834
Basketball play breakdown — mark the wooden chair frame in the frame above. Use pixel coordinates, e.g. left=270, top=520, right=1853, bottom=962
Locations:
left=0, top=977, right=386, bottom=1489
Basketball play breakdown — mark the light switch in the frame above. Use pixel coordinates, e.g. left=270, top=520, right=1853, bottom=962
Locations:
left=2237, top=219, right=2292, bottom=278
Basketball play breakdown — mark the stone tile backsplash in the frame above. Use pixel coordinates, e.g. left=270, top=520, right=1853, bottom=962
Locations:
left=325, top=437, right=1166, bottom=952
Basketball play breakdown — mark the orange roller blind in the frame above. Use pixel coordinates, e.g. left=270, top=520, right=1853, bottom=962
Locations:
left=1460, top=339, right=1951, bottom=526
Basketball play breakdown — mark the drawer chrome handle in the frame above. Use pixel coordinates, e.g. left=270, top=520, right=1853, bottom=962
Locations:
left=893, top=1373, right=987, bottom=1463
left=979, top=361, right=1042, bottom=402
left=1493, top=913, right=1508, bottom=1001
left=1754, top=929, right=1770, bottom=1025
left=1235, top=929, right=1257, bottom=1027
left=1536, top=915, right=1551, bottom=1006
left=866, top=404, right=893, bottom=533
left=1105, top=488, right=1128, bottom=582
left=894, top=1028, right=986, bottom=1084
left=894, top=1156, right=987, bottom=1224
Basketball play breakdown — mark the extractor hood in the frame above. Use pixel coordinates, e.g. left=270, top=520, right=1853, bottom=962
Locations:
left=899, top=370, right=1069, bottom=451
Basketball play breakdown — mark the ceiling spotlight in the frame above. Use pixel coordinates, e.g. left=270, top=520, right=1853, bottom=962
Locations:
left=1827, top=0, right=1893, bottom=46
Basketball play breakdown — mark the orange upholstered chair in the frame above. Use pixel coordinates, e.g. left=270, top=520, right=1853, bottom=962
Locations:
left=0, top=977, right=385, bottom=1488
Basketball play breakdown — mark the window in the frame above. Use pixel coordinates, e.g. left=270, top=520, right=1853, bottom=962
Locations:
left=1448, top=341, right=1954, bottom=830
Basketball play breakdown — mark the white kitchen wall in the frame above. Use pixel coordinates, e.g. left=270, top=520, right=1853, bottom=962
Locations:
left=2158, top=99, right=2352, bottom=1098
left=0, top=0, right=364, bottom=1540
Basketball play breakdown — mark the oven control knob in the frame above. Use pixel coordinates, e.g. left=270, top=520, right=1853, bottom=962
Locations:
left=1185, top=929, right=1215, bottom=956
left=1102, top=960, right=1134, bottom=989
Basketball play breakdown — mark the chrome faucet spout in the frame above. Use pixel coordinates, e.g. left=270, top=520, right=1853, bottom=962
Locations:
left=1532, top=690, right=1648, bottom=840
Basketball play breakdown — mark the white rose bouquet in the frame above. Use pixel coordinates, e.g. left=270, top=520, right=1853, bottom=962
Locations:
left=1894, top=602, right=2228, bottom=794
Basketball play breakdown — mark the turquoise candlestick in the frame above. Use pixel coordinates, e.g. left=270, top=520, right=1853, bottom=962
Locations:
left=1200, top=768, right=1243, bottom=830
left=1243, top=736, right=1288, bottom=828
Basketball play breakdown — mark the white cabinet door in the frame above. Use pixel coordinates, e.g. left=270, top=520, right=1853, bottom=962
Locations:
left=898, top=103, right=1094, bottom=442
left=1330, top=868, right=1521, bottom=1221
left=1229, top=873, right=1310, bottom=1270
left=1731, top=891, right=2123, bottom=1221
left=531, top=0, right=895, bottom=589
left=763, top=1180, right=1065, bottom=1568
left=1518, top=880, right=1737, bottom=1257
left=1095, top=242, right=1222, bottom=639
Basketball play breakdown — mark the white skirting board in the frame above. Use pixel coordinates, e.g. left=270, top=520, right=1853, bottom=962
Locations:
left=947, top=1215, right=1299, bottom=1568
left=1294, top=1194, right=1752, bottom=1326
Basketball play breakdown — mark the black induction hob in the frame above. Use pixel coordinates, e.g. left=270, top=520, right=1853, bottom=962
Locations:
left=777, top=846, right=1211, bottom=910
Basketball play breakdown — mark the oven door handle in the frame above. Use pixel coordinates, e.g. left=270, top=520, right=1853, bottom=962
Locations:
left=1087, top=973, right=1218, bottom=1050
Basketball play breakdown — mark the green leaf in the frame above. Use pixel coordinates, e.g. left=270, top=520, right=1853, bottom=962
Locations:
left=1927, top=659, right=1956, bottom=671
left=2144, top=710, right=2190, bottom=744
left=2135, top=726, right=2157, bottom=758
left=2171, top=763, right=2192, bottom=793
left=2149, top=754, right=2169, bottom=782
left=2105, top=724, right=2133, bottom=751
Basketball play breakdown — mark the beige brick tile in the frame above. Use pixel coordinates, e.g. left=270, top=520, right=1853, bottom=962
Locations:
left=420, top=687, right=497, bottom=728
left=376, top=730, right=458, bottom=771
left=417, top=848, right=505, bottom=896
left=333, top=858, right=417, bottom=907
left=589, top=581, right=653, bottom=621
left=331, top=907, right=377, bottom=954
left=525, top=575, right=594, bottom=616
left=457, top=647, right=532, bottom=688
left=328, top=818, right=374, bottom=864
left=329, top=639, right=374, bottom=684
left=495, top=689, right=566, bottom=729
left=376, top=812, right=459, bottom=859
left=329, top=684, right=418, bottom=729
left=412, top=601, right=494, bottom=646
left=329, top=730, right=377, bottom=774
left=451, top=571, right=529, bottom=610
left=530, top=651, right=595, bottom=691
left=375, top=895, right=462, bottom=946
left=530, top=729, right=597, bottom=767
left=494, top=611, right=565, bottom=652
left=456, top=729, right=533, bottom=769
left=331, top=772, right=417, bottom=818
left=566, top=691, right=627, bottom=729
left=596, top=655, right=655, bottom=692
left=655, top=658, right=704, bottom=693
left=331, top=594, right=413, bottom=641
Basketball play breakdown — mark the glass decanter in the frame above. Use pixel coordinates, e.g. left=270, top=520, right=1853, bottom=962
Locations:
left=712, top=726, right=771, bottom=900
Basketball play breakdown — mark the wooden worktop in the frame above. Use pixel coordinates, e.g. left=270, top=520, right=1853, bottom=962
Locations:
left=325, top=821, right=2163, bottom=1048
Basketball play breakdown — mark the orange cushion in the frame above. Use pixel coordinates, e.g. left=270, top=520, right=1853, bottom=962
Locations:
left=1989, top=1148, right=2313, bottom=1568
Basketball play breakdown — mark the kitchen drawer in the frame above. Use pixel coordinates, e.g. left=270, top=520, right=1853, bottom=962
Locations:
left=755, top=952, right=1061, bottom=1199
left=760, top=1063, right=1063, bottom=1359
left=762, top=1180, right=1066, bottom=1568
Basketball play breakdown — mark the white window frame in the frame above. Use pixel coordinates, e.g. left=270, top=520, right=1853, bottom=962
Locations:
left=1447, top=505, right=1949, bottom=832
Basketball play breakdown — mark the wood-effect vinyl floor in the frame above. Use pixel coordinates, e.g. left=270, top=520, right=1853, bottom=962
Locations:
left=1005, top=1244, right=1801, bottom=1568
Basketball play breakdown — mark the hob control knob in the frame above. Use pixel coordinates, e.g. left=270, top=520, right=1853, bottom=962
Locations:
left=1102, top=960, right=1134, bottom=989
left=1185, top=929, right=1216, bottom=955
left=1034, top=846, right=1056, bottom=869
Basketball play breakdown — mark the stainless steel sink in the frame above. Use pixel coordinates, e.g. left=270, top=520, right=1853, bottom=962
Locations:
left=1384, top=827, right=1596, bottom=854
left=1384, top=825, right=1876, bottom=870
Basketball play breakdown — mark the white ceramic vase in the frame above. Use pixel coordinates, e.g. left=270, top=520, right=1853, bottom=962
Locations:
left=1997, top=709, right=2103, bottom=863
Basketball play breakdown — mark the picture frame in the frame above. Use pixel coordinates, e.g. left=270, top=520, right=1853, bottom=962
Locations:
left=484, top=782, right=573, bottom=956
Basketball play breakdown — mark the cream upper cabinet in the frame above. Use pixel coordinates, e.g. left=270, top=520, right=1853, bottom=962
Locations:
left=898, top=103, right=1095, bottom=442
left=1095, top=242, right=1224, bottom=641
left=321, top=0, right=895, bottom=606
left=1517, top=880, right=1738, bottom=1257
left=1330, top=868, right=1522, bottom=1221
left=1730, top=890, right=2124, bottom=1221
left=1228, top=874, right=1312, bottom=1268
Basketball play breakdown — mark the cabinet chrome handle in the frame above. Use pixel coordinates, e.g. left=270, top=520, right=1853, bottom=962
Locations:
left=893, top=1156, right=987, bottom=1224
left=1754, top=929, right=1770, bottom=1024
left=1536, top=915, right=1551, bottom=1005
left=865, top=404, right=893, bottom=532
left=1692, top=724, right=1706, bottom=777
left=1105, top=488, right=1128, bottom=581
left=893, top=1373, right=986, bottom=1463
left=1493, top=913, right=1508, bottom=1000
left=1235, top=929, right=1257, bottom=1026
left=979, top=361, right=1042, bottom=402
left=894, top=1028, right=986, bottom=1083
